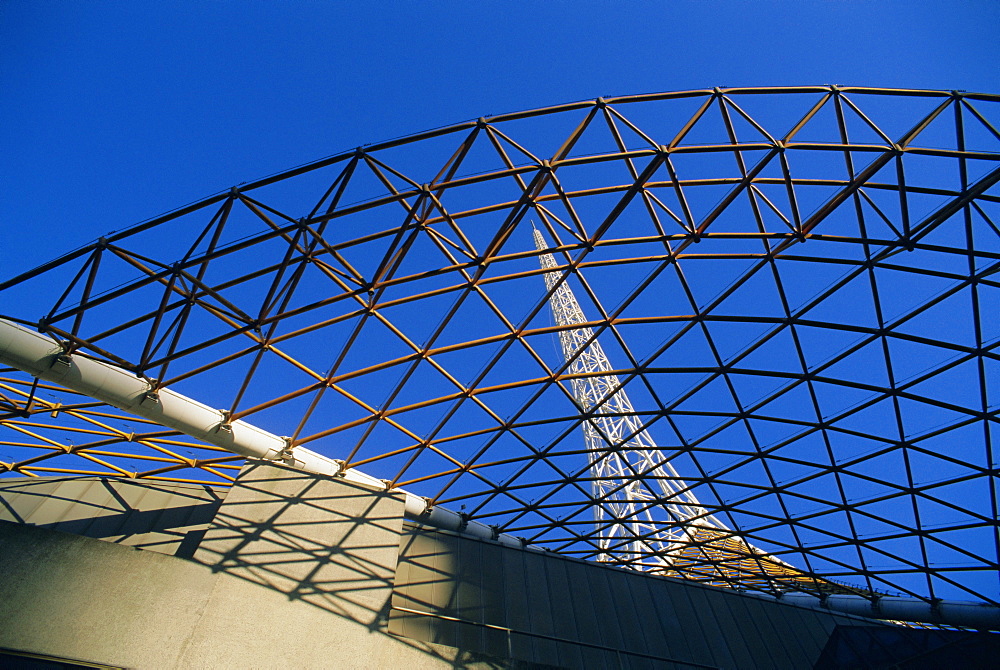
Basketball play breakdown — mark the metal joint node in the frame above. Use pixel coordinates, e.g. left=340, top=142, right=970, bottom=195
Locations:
left=52, top=353, right=72, bottom=369
left=216, top=410, right=232, bottom=433
left=275, top=437, right=295, bottom=461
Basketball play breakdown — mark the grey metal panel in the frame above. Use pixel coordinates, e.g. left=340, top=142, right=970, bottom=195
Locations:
left=653, top=579, right=716, bottom=663
left=508, top=631, right=536, bottom=665
left=584, top=559, right=626, bottom=652
left=722, top=590, right=781, bottom=668
left=481, top=622, right=508, bottom=660
left=390, top=524, right=906, bottom=666
left=562, top=558, right=603, bottom=653
left=391, top=531, right=421, bottom=611
left=625, top=568, right=670, bottom=658
left=554, top=638, right=585, bottom=668
left=405, top=528, right=442, bottom=602
left=388, top=609, right=437, bottom=643
left=604, top=566, right=649, bottom=656
left=395, top=528, right=458, bottom=649
left=122, top=487, right=172, bottom=534
left=430, top=532, right=460, bottom=647
left=45, top=480, right=112, bottom=529
left=388, top=522, right=911, bottom=667
left=671, top=581, right=736, bottom=669
left=789, top=607, right=832, bottom=666
left=746, top=594, right=818, bottom=668
left=455, top=532, right=484, bottom=621
left=478, top=541, right=507, bottom=628
left=455, top=534, right=485, bottom=651
left=644, top=575, right=695, bottom=663
left=522, top=549, right=560, bottom=666
left=501, top=542, right=530, bottom=634
left=694, top=586, right=756, bottom=667
left=580, top=647, right=620, bottom=670
left=544, top=551, right=579, bottom=643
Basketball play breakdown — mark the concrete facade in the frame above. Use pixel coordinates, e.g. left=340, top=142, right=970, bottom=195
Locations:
left=0, top=463, right=502, bottom=669
left=0, top=461, right=896, bottom=668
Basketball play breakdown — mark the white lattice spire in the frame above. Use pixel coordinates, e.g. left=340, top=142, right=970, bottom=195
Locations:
left=533, top=226, right=727, bottom=567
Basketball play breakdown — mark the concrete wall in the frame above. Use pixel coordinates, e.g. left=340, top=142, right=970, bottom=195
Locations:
left=0, top=461, right=889, bottom=669
left=0, top=463, right=504, bottom=669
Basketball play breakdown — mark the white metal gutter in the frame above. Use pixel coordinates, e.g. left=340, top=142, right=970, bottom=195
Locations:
left=771, top=592, right=1000, bottom=632
left=1, top=317, right=998, bottom=629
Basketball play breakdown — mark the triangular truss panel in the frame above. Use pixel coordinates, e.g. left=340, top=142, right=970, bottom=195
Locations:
left=2, top=86, right=999, bottom=607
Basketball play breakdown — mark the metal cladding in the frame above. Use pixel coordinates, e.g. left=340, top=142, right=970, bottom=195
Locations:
left=1, top=87, right=999, bottom=619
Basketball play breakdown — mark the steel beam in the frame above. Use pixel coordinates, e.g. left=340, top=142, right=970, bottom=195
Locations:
left=0, top=317, right=522, bottom=547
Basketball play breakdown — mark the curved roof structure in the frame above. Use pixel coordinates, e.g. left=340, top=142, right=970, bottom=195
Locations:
left=1, top=86, right=998, bottom=608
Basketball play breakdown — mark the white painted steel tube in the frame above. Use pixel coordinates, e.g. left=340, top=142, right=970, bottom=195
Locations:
left=0, top=318, right=526, bottom=546
left=775, top=592, right=1000, bottom=631
left=21, top=318, right=998, bottom=629
left=0, top=318, right=294, bottom=463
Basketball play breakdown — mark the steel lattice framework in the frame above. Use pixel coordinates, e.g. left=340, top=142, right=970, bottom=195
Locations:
left=1, top=86, right=999, bottom=607
left=533, top=225, right=728, bottom=564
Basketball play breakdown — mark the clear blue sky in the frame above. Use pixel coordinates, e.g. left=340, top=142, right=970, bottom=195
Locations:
left=1, top=1, right=997, bottom=280
left=1, top=3, right=998, bottom=600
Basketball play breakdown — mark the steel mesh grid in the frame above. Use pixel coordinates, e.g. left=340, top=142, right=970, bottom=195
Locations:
left=1, top=86, right=998, bottom=604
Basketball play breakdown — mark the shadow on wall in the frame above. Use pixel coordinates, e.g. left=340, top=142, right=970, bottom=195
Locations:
left=0, top=476, right=224, bottom=557
left=189, top=461, right=812, bottom=669
left=390, top=523, right=724, bottom=669
left=191, top=460, right=511, bottom=669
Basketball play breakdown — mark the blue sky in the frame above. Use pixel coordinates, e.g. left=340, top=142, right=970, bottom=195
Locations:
left=1, top=2, right=999, bottom=600
left=2, top=1, right=998, bottom=279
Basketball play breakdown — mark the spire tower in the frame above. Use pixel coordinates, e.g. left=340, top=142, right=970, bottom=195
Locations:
left=533, top=227, right=726, bottom=568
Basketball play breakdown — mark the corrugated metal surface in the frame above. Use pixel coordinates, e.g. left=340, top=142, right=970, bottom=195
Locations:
left=390, top=523, right=886, bottom=669
left=0, top=476, right=224, bottom=557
